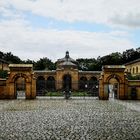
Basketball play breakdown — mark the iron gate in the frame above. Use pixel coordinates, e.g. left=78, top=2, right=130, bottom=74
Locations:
left=36, top=79, right=99, bottom=97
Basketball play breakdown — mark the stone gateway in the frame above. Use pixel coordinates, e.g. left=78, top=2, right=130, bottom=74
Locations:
left=0, top=51, right=139, bottom=100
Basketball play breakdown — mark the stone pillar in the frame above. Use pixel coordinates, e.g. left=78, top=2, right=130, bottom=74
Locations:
left=119, top=83, right=125, bottom=99
left=6, top=82, right=16, bottom=99
left=31, top=78, right=36, bottom=99
left=99, top=75, right=109, bottom=100
left=124, top=80, right=128, bottom=99
left=99, top=79, right=104, bottom=100
left=103, top=83, right=109, bottom=100
left=56, top=80, right=63, bottom=90
left=26, top=82, right=31, bottom=99
left=72, top=81, right=78, bottom=91
left=72, top=75, right=78, bottom=91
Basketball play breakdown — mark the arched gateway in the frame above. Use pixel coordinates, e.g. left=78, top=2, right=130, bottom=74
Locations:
left=63, top=74, right=72, bottom=90
left=99, top=65, right=128, bottom=100
left=6, top=64, right=36, bottom=99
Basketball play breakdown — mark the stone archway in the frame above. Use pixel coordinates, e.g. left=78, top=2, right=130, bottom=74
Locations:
left=88, top=76, right=99, bottom=96
left=36, top=76, right=45, bottom=96
left=15, top=76, right=26, bottom=98
left=88, top=76, right=98, bottom=88
left=107, top=74, right=121, bottom=99
left=79, top=77, right=87, bottom=91
left=108, top=78, right=119, bottom=99
left=99, top=65, right=128, bottom=100
left=6, top=64, right=36, bottom=99
left=46, top=76, right=56, bottom=91
left=63, top=74, right=72, bottom=90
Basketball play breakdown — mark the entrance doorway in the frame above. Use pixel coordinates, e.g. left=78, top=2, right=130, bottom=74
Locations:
left=88, top=76, right=99, bottom=96
left=63, top=74, right=72, bottom=90
left=15, top=77, right=26, bottom=99
left=36, top=76, right=46, bottom=95
left=108, top=78, right=119, bottom=99
left=46, top=76, right=56, bottom=91
left=79, top=77, right=87, bottom=91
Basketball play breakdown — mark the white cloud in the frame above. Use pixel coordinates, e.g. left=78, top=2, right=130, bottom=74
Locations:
left=6, top=0, right=140, bottom=28
left=0, top=0, right=137, bottom=62
left=111, top=13, right=140, bottom=28
left=0, top=18, right=134, bottom=61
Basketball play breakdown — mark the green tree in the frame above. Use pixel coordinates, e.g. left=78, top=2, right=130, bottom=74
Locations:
left=100, top=52, right=122, bottom=65
left=3, top=52, right=22, bottom=63
left=22, top=59, right=36, bottom=68
left=122, top=48, right=140, bottom=64
left=34, top=57, right=56, bottom=70
left=0, top=70, right=8, bottom=78
left=0, top=51, right=4, bottom=59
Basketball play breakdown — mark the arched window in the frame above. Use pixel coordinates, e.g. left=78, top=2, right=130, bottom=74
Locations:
left=79, top=77, right=87, bottom=91
left=63, top=74, right=72, bottom=90
left=46, top=76, right=56, bottom=91
left=88, top=76, right=98, bottom=89
left=133, top=67, right=135, bottom=74
left=108, top=77, right=119, bottom=99
left=15, top=77, right=26, bottom=98
left=36, top=76, right=45, bottom=95
left=136, top=67, right=138, bottom=73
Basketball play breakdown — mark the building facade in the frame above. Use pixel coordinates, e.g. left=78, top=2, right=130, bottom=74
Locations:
left=0, top=59, right=9, bottom=71
left=34, top=51, right=101, bottom=94
left=125, top=58, right=140, bottom=76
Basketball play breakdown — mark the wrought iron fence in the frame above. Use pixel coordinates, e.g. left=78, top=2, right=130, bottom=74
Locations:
left=36, top=80, right=99, bottom=98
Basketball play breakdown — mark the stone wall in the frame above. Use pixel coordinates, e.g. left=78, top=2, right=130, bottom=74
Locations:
left=0, top=79, right=7, bottom=99
left=128, top=80, right=140, bottom=99
left=0, top=63, right=9, bottom=71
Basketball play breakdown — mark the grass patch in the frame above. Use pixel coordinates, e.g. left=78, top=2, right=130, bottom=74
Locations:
left=46, top=92, right=63, bottom=96
left=72, top=92, right=88, bottom=96
left=45, top=91, right=89, bottom=96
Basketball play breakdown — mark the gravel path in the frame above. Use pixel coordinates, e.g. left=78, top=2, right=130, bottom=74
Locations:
left=0, top=99, right=140, bottom=140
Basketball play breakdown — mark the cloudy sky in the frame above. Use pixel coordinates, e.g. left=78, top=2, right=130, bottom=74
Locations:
left=0, top=0, right=140, bottom=62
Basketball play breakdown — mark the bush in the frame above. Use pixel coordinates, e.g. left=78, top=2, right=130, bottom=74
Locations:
left=0, top=70, right=8, bottom=78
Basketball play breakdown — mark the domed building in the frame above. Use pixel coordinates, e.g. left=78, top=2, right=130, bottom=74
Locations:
left=57, top=51, right=78, bottom=70
left=34, top=51, right=101, bottom=94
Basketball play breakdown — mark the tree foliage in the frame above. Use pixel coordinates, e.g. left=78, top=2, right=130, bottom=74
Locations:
left=34, top=57, right=56, bottom=70
left=0, top=52, right=22, bottom=64
left=0, top=47, right=139, bottom=71
left=76, top=48, right=140, bottom=71
left=0, top=70, right=8, bottom=78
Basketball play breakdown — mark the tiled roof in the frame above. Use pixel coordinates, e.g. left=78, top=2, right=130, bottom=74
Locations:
left=125, top=58, right=140, bottom=66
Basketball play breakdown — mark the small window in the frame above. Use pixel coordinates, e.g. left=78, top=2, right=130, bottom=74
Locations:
left=136, top=67, right=138, bottom=73
left=133, top=67, right=135, bottom=74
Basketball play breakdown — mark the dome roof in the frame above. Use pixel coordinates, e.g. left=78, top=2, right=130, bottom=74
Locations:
left=57, top=51, right=78, bottom=69
left=57, top=51, right=77, bottom=64
left=59, top=61, right=77, bottom=66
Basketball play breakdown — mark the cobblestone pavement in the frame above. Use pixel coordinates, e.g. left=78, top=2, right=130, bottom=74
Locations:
left=0, top=98, right=140, bottom=140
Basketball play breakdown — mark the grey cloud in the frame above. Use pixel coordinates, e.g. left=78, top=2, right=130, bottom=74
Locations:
left=1, top=0, right=140, bottom=29
left=110, top=13, right=140, bottom=28
left=0, top=20, right=134, bottom=61
left=0, top=0, right=137, bottom=61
